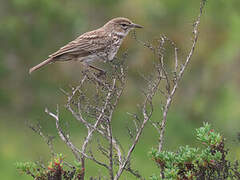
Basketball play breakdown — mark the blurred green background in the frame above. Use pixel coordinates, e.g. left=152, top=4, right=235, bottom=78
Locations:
left=0, top=0, right=240, bottom=179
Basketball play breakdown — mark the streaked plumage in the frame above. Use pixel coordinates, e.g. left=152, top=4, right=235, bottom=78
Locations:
left=29, top=17, right=143, bottom=74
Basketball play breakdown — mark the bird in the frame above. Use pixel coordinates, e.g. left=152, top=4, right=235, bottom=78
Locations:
left=29, top=17, right=143, bottom=74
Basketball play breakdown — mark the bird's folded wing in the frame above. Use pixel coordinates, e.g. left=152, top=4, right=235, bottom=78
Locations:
left=49, top=32, right=111, bottom=59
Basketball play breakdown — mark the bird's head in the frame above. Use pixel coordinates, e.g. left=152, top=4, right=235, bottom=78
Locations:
left=103, top=17, right=143, bottom=37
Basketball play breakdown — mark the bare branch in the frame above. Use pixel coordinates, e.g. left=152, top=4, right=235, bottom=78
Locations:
left=114, top=69, right=161, bottom=180
left=158, top=0, right=206, bottom=152
left=45, top=106, right=110, bottom=170
left=45, top=106, right=81, bottom=162
left=81, top=78, right=116, bottom=154
left=26, top=122, right=55, bottom=156
left=106, top=120, right=114, bottom=180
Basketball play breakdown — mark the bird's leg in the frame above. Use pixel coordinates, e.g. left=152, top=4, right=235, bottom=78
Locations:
left=88, top=64, right=105, bottom=73
left=82, top=63, right=106, bottom=77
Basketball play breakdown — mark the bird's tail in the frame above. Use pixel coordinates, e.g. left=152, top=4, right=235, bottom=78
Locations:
left=29, top=58, right=53, bottom=74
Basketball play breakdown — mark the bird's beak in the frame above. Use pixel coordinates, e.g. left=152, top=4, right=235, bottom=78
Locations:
left=131, top=23, right=143, bottom=28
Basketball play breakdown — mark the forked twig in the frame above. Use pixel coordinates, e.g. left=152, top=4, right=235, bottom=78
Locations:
left=158, top=0, right=206, bottom=152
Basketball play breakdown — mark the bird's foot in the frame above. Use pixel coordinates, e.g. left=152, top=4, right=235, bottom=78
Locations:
left=95, top=70, right=106, bottom=78
left=86, top=64, right=106, bottom=78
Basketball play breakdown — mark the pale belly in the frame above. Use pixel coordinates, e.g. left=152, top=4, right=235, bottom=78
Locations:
left=80, top=41, right=122, bottom=63
left=78, top=54, right=99, bottom=63
left=108, top=37, right=123, bottom=61
left=108, top=45, right=121, bottom=61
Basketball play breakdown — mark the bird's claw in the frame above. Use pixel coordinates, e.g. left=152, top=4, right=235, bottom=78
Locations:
left=95, top=70, right=106, bottom=78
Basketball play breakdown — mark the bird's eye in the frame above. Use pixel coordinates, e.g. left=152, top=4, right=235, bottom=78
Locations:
left=121, top=23, right=128, bottom=28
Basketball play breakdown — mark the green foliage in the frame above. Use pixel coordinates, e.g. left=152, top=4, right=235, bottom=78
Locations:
left=150, top=123, right=239, bottom=180
left=196, top=122, right=222, bottom=147
left=16, top=161, right=45, bottom=178
left=15, top=154, right=84, bottom=180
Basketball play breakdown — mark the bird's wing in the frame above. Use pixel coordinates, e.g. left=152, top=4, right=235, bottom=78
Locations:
left=49, top=29, right=111, bottom=59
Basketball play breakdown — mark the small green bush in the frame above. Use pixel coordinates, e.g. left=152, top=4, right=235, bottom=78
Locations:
left=150, top=123, right=240, bottom=180
left=16, top=154, right=84, bottom=180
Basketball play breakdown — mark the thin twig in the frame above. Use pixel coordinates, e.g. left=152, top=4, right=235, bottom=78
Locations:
left=114, top=71, right=161, bottom=180
left=45, top=106, right=109, bottom=169
left=26, top=122, right=55, bottom=156
left=45, top=106, right=81, bottom=162
left=158, top=0, right=206, bottom=152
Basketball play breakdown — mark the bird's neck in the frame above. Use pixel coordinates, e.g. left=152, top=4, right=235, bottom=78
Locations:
left=112, top=30, right=129, bottom=39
